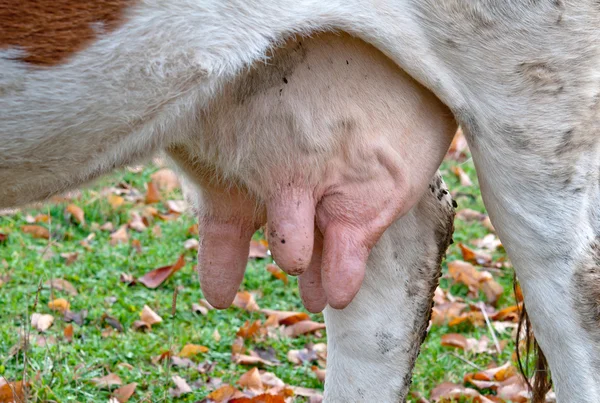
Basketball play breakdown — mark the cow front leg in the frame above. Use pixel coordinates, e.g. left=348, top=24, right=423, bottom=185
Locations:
left=322, top=173, right=454, bottom=402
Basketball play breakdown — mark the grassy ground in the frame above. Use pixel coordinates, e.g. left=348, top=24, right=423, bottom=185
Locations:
left=0, top=149, right=521, bottom=402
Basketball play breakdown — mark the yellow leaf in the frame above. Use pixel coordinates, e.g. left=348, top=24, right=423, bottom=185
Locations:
left=66, top=204, right=85, bottom=225
left=108, top=194, right=125, bottom=208
left=178, top=343, right=208, bottom=358
left=48, top=298, right=70, bottom=313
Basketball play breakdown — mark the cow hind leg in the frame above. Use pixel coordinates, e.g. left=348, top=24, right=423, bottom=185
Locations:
left=323, top=172, right=454, bottom=402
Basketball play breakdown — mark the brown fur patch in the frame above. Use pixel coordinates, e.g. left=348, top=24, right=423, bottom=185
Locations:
left=0, top=0, right=134, bottom=65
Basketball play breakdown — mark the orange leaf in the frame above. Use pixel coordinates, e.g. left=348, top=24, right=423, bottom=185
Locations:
left=266, top=264, right=288, bottom=284
left=231, top=395, right=286, bottom=403
left=108, top=194, right=125, bottom=208
left=233, top=354, right=278, bottom=367
left=178, top=343, right=208, bottom=358
left=0, top=381, right=26, bottom=403
left=48, top=298, right=70, bottom=313
left=458, top=243, right=492, bottom=266
left=91, top=373, right=122, bottom=388
left=21, top=224, right=49, bottom=239
left=64, top=324, right=74, bottom=342
left=138, top=254, right=185, bottom=288
left=140, top=305, right=163, bottom=326
left=233, top=291, right=260, bottom=312
left=66, top=204, right=85, bottom=225
left=151, top=169, right=180, bottom=192
left=237, top=320, right=262, bottom=339
left=145, top=181, right=161, bottom=204
left=207, top=384, right=238, bottom=402
left=284, top=320, right=325, bottom=338
left=260, top=309, right=309, bottom=326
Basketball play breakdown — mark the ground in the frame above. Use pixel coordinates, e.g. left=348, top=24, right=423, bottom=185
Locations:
left=0, top=135, right=532, bottom=402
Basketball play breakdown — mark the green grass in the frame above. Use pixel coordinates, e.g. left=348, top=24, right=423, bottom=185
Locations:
left=0, top=154, right=519, bottom=402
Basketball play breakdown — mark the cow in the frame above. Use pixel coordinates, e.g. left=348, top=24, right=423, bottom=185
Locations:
left=2, top=1, right=599, bottom=402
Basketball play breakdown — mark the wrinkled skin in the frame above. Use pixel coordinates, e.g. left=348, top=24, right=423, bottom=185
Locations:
left=169, top=33, right=457, bottom=311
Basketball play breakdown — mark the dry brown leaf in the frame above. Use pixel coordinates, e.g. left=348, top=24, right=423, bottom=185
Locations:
left=138, top=254, right=185, bottom=289
left=0, top=380, right=26, bottom=403
left=112, top=383, right=138, bottom=403
left=311, top=366, right=326, bottom=382
left=21, top=224, right=49, bottom=239
left=233, top=354, right=278, bottom=367
left=231, top=395, right=286, bottom=403
left=60, top=252, right=79, bottom=265
left=178, top=344, right=208, bottom=358
left=266, top=264, right=288, bottom=284
left=151, top=169, right=180, bottom=192
left=169, top=376, right=192, bottom=397
left=451, top=166, right=474, bottom=187
left=91, top=373, right=122, bottom=389
left=237, top=367, right=263, bottom=391
left=140, top=305, right=162, bottom=326
left=231, top=336, right=245, bottom=355
left=207, top=384, right=238, bottom=402
left=48, top=298, right=70, bottom=313
left=458, top=243, right=492, bottom=266
left=260, top=310, right=309, bottom=326
left=102, top=314, right=124, bottom=332
left=431, top=302, right=468, bottom=326
left=45, top=278, right=78, bottom=296
left=66, top=204, right=85, bottom=225
left=430, top=382, right=494, bottom=403
left=447, top=260, right=503, bottom=304
left=440, top=333, right=468, bottom=350
left=284, top=320, right=326, bottom=338
left=145, top=181, right=161, bottom=204
left=132, top=320, right=151, bottom=332
left=192, top=299, right=213, bottom=315
left=64, top=324, right=74, bottom=342
left=110, top=225, right=129, bottom=245
left=289, top=386, right=323, bottom=398
left=249, top=240, right=269, bottom=259
left=233, top=291, right=260, bottom=312
left=151, top=350, right=172, bottom=364
left=128, top=212, right=147, bottom=232
left=455, top=209, right=487, bottom=222
left=260, top=372, right=285, bottom=388
left=31, top=313, right=54, bottom=332
left=131, top=239, right=142, bottom=253
left=446, top=127, right=469, bottom=160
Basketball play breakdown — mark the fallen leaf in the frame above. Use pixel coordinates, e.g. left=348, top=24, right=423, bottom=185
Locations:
left=249, top=240, right=269, bottom=259
left=112, top=382, right=137, bottom=403
left=455, top=209, right=487, bottom=222
left=131, top=239, right=142, bottom=253
left=237, top=367, right=263, bottom=391
left=166, top=199, right=186, bottom=213
left=430, top=382, right=494, bottom=403
left=184, top=238, right=199, bottom=250
left=145, top=181, right=161, bottom=204
left=261, top=310, right=309, bottom=326
left=128, top=212, right=147, bottom=232
left=64, top=309, right=87, bottom=326
left=260, top=372, right=285, bottom=388
left=237, top=320, right=262, bottom=339
left=233, top=291, right=260, bottom=312
left=31, top=313, right=54, bottom=332
left=192, top=299, right=213, bottom=315
left=266, top=264, right=288, bottom=284
left=446, top=127, right=469, bottom=161
left=48, top=298, right=70, bottom=313
left=233, top=354, right=278, bottom=367
left=441, top=333, right=468, bottom=350
left=171, top=356, right=195, bottom=368
left=311, top=366, right=326, bottom=382
left=169, top=376, right=192, bottom=397
left=231, top=336, right=245, bottom=355
left=102, top=314, right=124, bottom=332
left=284, top=320, right=326, bottom=338
left=21, top=224, right=49, bottom=239
left=458, top=243, right=492, bottom=266
left=179, top=344, right=208, bottom=358
left=151, top=350, right=172, bottom=364
left=431, top=302, right=468, bottom=326
left=0, top=380, right=26, bottom=403
left=91, top=373, right=122, bottom=389
left=151, top=169, right=180, bottom=192
left=120, top=273, right=136, bottom=286
left=100, top=221, right=115, bottom=232
left=60, top=252, right=79, bottom=265
left=451, top=166, right=473, bottom=187
left=289, top=386, right=322, bottom=398
left=66, top=204, right=85, bottom=225
left=132, top=320, right=151, bottom=332
left=231, top=395, right=286, bottom=403
left=138, top=254, right=185, bottom=289
left=213, top=329, right=221, bottom=342
left=108, top=194, right=125, bottom=209
left=64, top=324, right=74, bottom=342
left=207, top=384, right=238, bottom=402
left=140, top=305, right=162, bottom=326
left=0, top=233, right=8, bottom=243
left=110, top=225, right=129, bottom=245
left=45, top=278, right=78, bottom=296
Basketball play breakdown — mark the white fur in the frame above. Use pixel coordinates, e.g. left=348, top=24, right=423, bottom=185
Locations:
left=2, top=1, right=599, bottom=401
